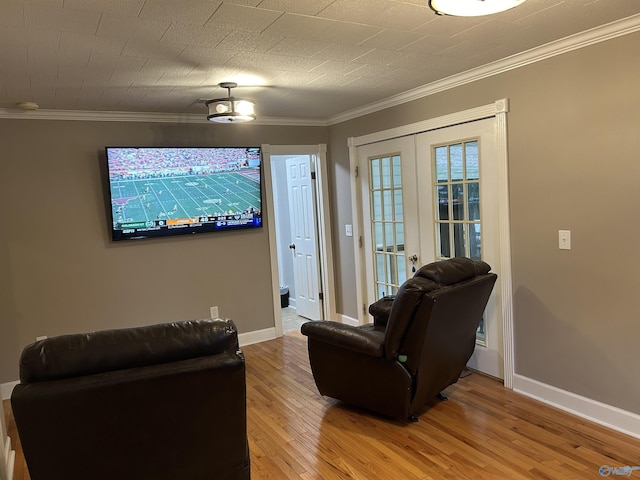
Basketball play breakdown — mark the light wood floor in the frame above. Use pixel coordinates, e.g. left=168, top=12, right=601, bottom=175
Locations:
left=5, top=332, right=640, bottom=479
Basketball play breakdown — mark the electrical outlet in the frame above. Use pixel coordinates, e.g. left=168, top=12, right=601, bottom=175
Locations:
left=210, top=306, right=219, bottom=318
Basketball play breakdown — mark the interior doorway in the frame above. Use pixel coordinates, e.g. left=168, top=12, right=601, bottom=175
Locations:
left=262, top=145, right=336, bottom=337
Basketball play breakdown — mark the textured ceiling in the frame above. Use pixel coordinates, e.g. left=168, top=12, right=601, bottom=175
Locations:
left=1, top=0, right=639, bottom=121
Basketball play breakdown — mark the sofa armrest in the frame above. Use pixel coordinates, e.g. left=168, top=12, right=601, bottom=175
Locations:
left=300, top=321, right=384, bottom=357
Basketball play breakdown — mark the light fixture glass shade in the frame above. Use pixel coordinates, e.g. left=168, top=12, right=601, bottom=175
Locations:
left=205, top=82, right=256, bottom=123
left=206, top=97, right=256, bottom=123
left=429, top=0, right=526, bottom=16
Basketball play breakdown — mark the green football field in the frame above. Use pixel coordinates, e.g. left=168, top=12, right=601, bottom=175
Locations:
left=110, top=169, right=261, bottom=226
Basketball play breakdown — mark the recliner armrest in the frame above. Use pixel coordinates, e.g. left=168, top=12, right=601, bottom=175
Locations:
left=369, top=295, right=394, bottom=327
left=300, top=321, right=384, bottom=357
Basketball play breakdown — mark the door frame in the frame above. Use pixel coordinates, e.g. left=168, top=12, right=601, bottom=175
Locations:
left=263, top=144, right=336, bottom=337
left=347, top=99, right=515, bottom=389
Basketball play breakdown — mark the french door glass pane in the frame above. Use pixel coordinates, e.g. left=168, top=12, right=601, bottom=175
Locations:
left=437, top=185, right=449, bottom=220
left=435, top=146, right=448, bottom=182
left=372, top=191, right=382, bottom=221
left=450, top=144, right=463, bottom=181
left=374, top=223, right=383, bottom=250
left=376, top=252, right=385, bottom=278
left=454, top=224, right=465, bottom=256
left=395, top=223, right=404, bottom=251
left=394, top=191, right=403, bottom=221
left=393, top=157, right=402, bottom=187
left=383, top=190, right=392, bottom=221
left=466, top=141, right=479, bottom=180
left=382, top=157, right=391, bottom=188
left=371, top=158, right=380, bottom=188
left=468, top=182, right=480, bottom=221
left=452, top=183, right=464, bottom=221
left=385, top=223, right=394, bottom=247
left=470, top=224, right=482, bottom=260
left=370, top=154, right=406, bottom=298
left=437, top=223, right=450, bottom=258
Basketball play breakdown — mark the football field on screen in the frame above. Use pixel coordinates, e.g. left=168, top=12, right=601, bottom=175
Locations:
left=110, top=170, right=261, bottom=225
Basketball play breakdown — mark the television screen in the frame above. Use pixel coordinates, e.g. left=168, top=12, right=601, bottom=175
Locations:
left=105, top=147, right=262, bottom=241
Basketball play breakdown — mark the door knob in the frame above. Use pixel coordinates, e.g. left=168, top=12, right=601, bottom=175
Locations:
left=409, top=254, right=418, bottom=273
left=289, top=243, right=296, bottom=250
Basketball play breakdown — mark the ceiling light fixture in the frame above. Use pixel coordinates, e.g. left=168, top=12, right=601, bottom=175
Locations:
left=16, top=101, right=40, bottom=111
left=205, top=82, right=256, bottom=123
left=429, top=0, right=526, bottom=17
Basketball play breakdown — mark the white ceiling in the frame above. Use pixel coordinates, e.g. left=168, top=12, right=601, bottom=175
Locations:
left=1, top=0, right=639, bottom=121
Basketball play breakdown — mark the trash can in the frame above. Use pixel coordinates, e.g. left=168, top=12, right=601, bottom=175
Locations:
left=280, top=286, right=289, bottom=308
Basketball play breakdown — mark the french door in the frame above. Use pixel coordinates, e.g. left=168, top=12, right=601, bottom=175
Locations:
left=357, top=118, right=505, bottom=379
left=358, top=136, right=421, bottom=304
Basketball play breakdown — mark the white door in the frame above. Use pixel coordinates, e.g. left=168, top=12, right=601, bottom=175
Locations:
left=357, top=118, right=504, bottom=379
left=286, top=156, right=323, bottom=321
left=416, top=118, right=504, bottom=379
left=357, top=137, right=422, bottom=308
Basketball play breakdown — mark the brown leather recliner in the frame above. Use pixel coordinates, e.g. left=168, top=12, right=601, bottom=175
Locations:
left=11, top=318, right=250, bottom=480
left=301, top=257, right=497, bottom=422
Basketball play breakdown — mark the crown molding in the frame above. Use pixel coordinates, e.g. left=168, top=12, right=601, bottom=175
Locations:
left=327, top=13, right=640, bottom=126
left=0, top=108, right=327, bottom=127
left=1, top=13, right=638, bottom=127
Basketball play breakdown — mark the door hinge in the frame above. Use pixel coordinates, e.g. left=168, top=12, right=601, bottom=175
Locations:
left=355, top=166, right=359, bottom=177
left=319, top=292, right=323, bottom=300
left=359, top=236, right=363, bottom=248
left=311, top=171, right=316, bottom=180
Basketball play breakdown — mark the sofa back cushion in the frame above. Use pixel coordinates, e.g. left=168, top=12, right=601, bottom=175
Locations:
left=20, top=318, right=238, bottom=383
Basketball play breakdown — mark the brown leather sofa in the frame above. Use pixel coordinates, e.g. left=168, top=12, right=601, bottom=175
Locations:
left=301, top=257, right=497, bottom=422
left=11, top=318, right=250, bottom=480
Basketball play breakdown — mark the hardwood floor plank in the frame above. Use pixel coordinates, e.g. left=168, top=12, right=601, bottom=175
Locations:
left=4, top=331, right=640, bottom=479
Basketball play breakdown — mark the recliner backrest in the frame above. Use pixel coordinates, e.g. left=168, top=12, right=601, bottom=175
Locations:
left=383, top=258, right=495, bottom=376
left=383, top=276, right=438, bottom=360
left=415, top=256, right=491, bottom=285
left=409, top=272, right=497, bottom=410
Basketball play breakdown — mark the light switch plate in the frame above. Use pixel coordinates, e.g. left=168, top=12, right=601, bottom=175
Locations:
left=559, top=230, right=571, bottom=250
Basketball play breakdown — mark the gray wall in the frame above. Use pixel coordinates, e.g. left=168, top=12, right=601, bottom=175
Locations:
left=328, top=31, right=640, bottom=414
left=0, top=119, right=326, bottom=382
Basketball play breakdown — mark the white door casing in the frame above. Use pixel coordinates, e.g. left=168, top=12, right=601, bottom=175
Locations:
left=263, top=144, right=336, bottom=339
left=0, top=408, right=14, bottom=480
left=357, top=136, right=421, bottom=308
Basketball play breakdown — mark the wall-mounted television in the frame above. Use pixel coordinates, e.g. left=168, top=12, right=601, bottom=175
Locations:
left=105, top=147, right=262, bottom=241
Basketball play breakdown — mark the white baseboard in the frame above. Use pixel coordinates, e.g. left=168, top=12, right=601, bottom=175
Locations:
left=1, top=437, right=15, bottom=480
left=513, top=374, right=640, bottom=440
left=238, top=327, right=277, bottom=347
left=338, top=314, right=360, bottom=326
left=1, top=382, right=18, bottom=401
